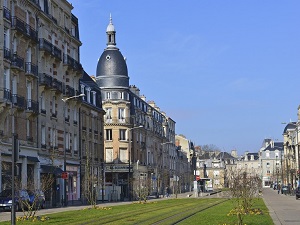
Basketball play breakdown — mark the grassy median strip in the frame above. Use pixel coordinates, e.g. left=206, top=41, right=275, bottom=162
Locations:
left=0, top=198, right=273, bottom=225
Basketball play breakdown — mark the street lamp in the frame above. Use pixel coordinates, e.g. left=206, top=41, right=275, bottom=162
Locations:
left=61, top=93, right=85, bottom=206
left=276, top=155, right=279, bottom=188
left=128, top=125, right=143, bottom=201
left=160, top=142, right=171, bottom=197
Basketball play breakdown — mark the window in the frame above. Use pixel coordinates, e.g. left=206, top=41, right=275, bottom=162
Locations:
left=105, top=129, right=112, bottom=141
left=41, top=92, right=45, bottom=112
left=50, top=127, right=57, bottom=147
left=12, top=37, right=17, bottom=53
left=119, top=129, right=126, bottom=141
left=105, top=107, right=112, bottom=123
left=118, top=108, right=125, bottom=122
left=80, top=85, right=85, bottom=100
left=119, top=148, right=128, bottom=162
left=92, top=91, right=96, bottom=105
left=266, top=151, right=270, bottom=158
left=105, top=148, right=113, bottom=162
left=266, top=162, right=270, bottom=167
left=106, top=92, right=111, bottom=99
left=86, top=87, right=91, bottom=103
left=73, top=107, right=78, bottom=122
left=51, top=96, right=56, bottom=115
left=73, top=134, right=78, bottom=152
left=4, top=28, right=9, bottom=49
left=41, top=125, right=46, bottom=145
left=26, top=119, right=32, bottom=140
left=4, top=68, right=10, bottom=90
left=65, top=132, right=70, bottom=150
left=27, top=81, right=32, bottom=108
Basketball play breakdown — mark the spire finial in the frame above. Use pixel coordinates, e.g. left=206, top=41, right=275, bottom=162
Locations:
left=109, top=13, right=113, bottom=25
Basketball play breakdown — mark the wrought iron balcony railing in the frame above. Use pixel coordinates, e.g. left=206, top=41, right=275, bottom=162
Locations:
left=39, top=38, right=52, bottom=54
left=52, top=78, right=63, bottom=93
left=2, top=88, right=12, bottom=101
left=52, top=46, right=62, bottom=61
left=3, top=7, right=11, bottom=21
left=65, top=85, right=75, bottom=97
left=39, top=73, right=52, bottom=87
left=26, top=99, right=39, bottom=114
left=11, top=54, right=24, bottom=70
left=12, top=94, right=26, bottom=109
left=3, top=47, right=11, bottom=60
left=25, top=62, right=38, bottom=76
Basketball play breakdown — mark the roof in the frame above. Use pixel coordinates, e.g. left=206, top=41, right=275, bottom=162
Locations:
left=283, top=122, right=297, bottom=133
left=96, top=16, right=129, bottom=88
left=264, top=142, right=283, bottom=151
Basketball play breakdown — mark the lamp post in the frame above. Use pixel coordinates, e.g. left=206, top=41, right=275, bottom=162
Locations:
left=276, top=155, right=279, bottom=188
left=128, top=125, right=143, bottom=201
left=160, top=142, right=171, bottom=197
left=61, top=93, right=85, bottom=206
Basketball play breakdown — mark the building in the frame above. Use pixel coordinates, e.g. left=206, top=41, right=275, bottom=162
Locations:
left=259, top=139, right=283, bottom=187
left=95, top=15, right=181, bottom=200
left=282, top=122, right=298, bottom=188
left=0, top=0, right=103, bottom=206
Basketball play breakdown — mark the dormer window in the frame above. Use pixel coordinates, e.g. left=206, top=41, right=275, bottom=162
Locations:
left=106, top=92, right=111, bottom=99
left=92, top=91, right=96, bottom=105
left=80, top=84, right=85, bottom=100
left=86, top=87, right=91, bottom=103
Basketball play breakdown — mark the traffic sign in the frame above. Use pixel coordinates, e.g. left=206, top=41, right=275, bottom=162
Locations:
left=62, top=172, right=68, bottom=179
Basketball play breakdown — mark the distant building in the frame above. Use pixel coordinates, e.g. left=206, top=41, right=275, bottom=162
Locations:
left=259, top=139, right=283, bottom=187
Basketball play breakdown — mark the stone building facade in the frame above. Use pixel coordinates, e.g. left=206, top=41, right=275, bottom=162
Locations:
left=0, top=0, right=106, bottom=206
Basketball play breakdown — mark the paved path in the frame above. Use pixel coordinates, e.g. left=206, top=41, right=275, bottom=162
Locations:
left=262, top=187, right=300, bottom=225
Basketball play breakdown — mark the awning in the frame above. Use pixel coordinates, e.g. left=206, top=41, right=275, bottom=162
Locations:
left=27, top=156, right=40, bottom=162
left=41, top=165, right=63, bottom=175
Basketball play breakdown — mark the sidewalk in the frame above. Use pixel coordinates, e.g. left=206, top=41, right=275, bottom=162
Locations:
left=262, top=188, right=300, bottom=225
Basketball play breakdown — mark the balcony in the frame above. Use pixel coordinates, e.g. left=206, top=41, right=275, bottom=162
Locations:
left=11, top=17, right=38, bottom=42
left=53, top=46, right=62, bottom=61
left=12, top=94, right=26, bottom=110
left=26, top=99, right=39, bottom=114
left=2, top=89, right=12, bottom=101
left=51, top=78, right=63, bottom=93
left=39, top=73, right=52, bottom=88
left=63, top=54, right=82, bottom=71
left=25, top=62, right=38, bottom=77
left=39, top=38, right=52, bottom=55
left=3, top=47, right=11, bottom=61
left=11, top=16, right=26, bottom=34
left=105, top=116, right=131, bottom=124
left=3, top=7, right=11, bottom=21
left=25, top=24, right=38, bottom=42
left=11, top=54, right=24, bottom=71
left=64, top=85, right=75, bottom=97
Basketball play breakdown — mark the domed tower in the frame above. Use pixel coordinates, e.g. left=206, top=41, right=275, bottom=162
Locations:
left=96, top=14, right=129, bottom=89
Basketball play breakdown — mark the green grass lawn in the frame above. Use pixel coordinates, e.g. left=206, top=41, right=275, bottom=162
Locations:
left=0, top=198, right=273, bottom=225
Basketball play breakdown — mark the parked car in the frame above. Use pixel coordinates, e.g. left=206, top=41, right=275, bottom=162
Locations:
left=295, top=187, right=300, bottom=200
left=27, top=190, right=46, bottom=209
left=0, top=189, right=30, bottom=211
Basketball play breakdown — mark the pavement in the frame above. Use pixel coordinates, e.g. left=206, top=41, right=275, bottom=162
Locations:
left=1, top=189, right=299, bottom=224
left=262, top=187, right=300, bottom=225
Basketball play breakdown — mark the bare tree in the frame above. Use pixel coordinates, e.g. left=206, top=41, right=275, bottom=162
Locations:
left=227, top=168, right=262, bottom=225
left=81, top=147, right=98, bottom=208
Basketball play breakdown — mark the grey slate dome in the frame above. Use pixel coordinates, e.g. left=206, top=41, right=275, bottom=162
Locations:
left=96, top=15, right=129, bottom=89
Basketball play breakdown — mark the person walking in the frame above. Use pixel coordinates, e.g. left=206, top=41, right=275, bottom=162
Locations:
left=277, top=184, right=281, bottom=194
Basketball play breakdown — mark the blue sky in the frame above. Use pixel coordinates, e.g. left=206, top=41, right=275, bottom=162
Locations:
left=69, top=0, right=300, bottom=155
